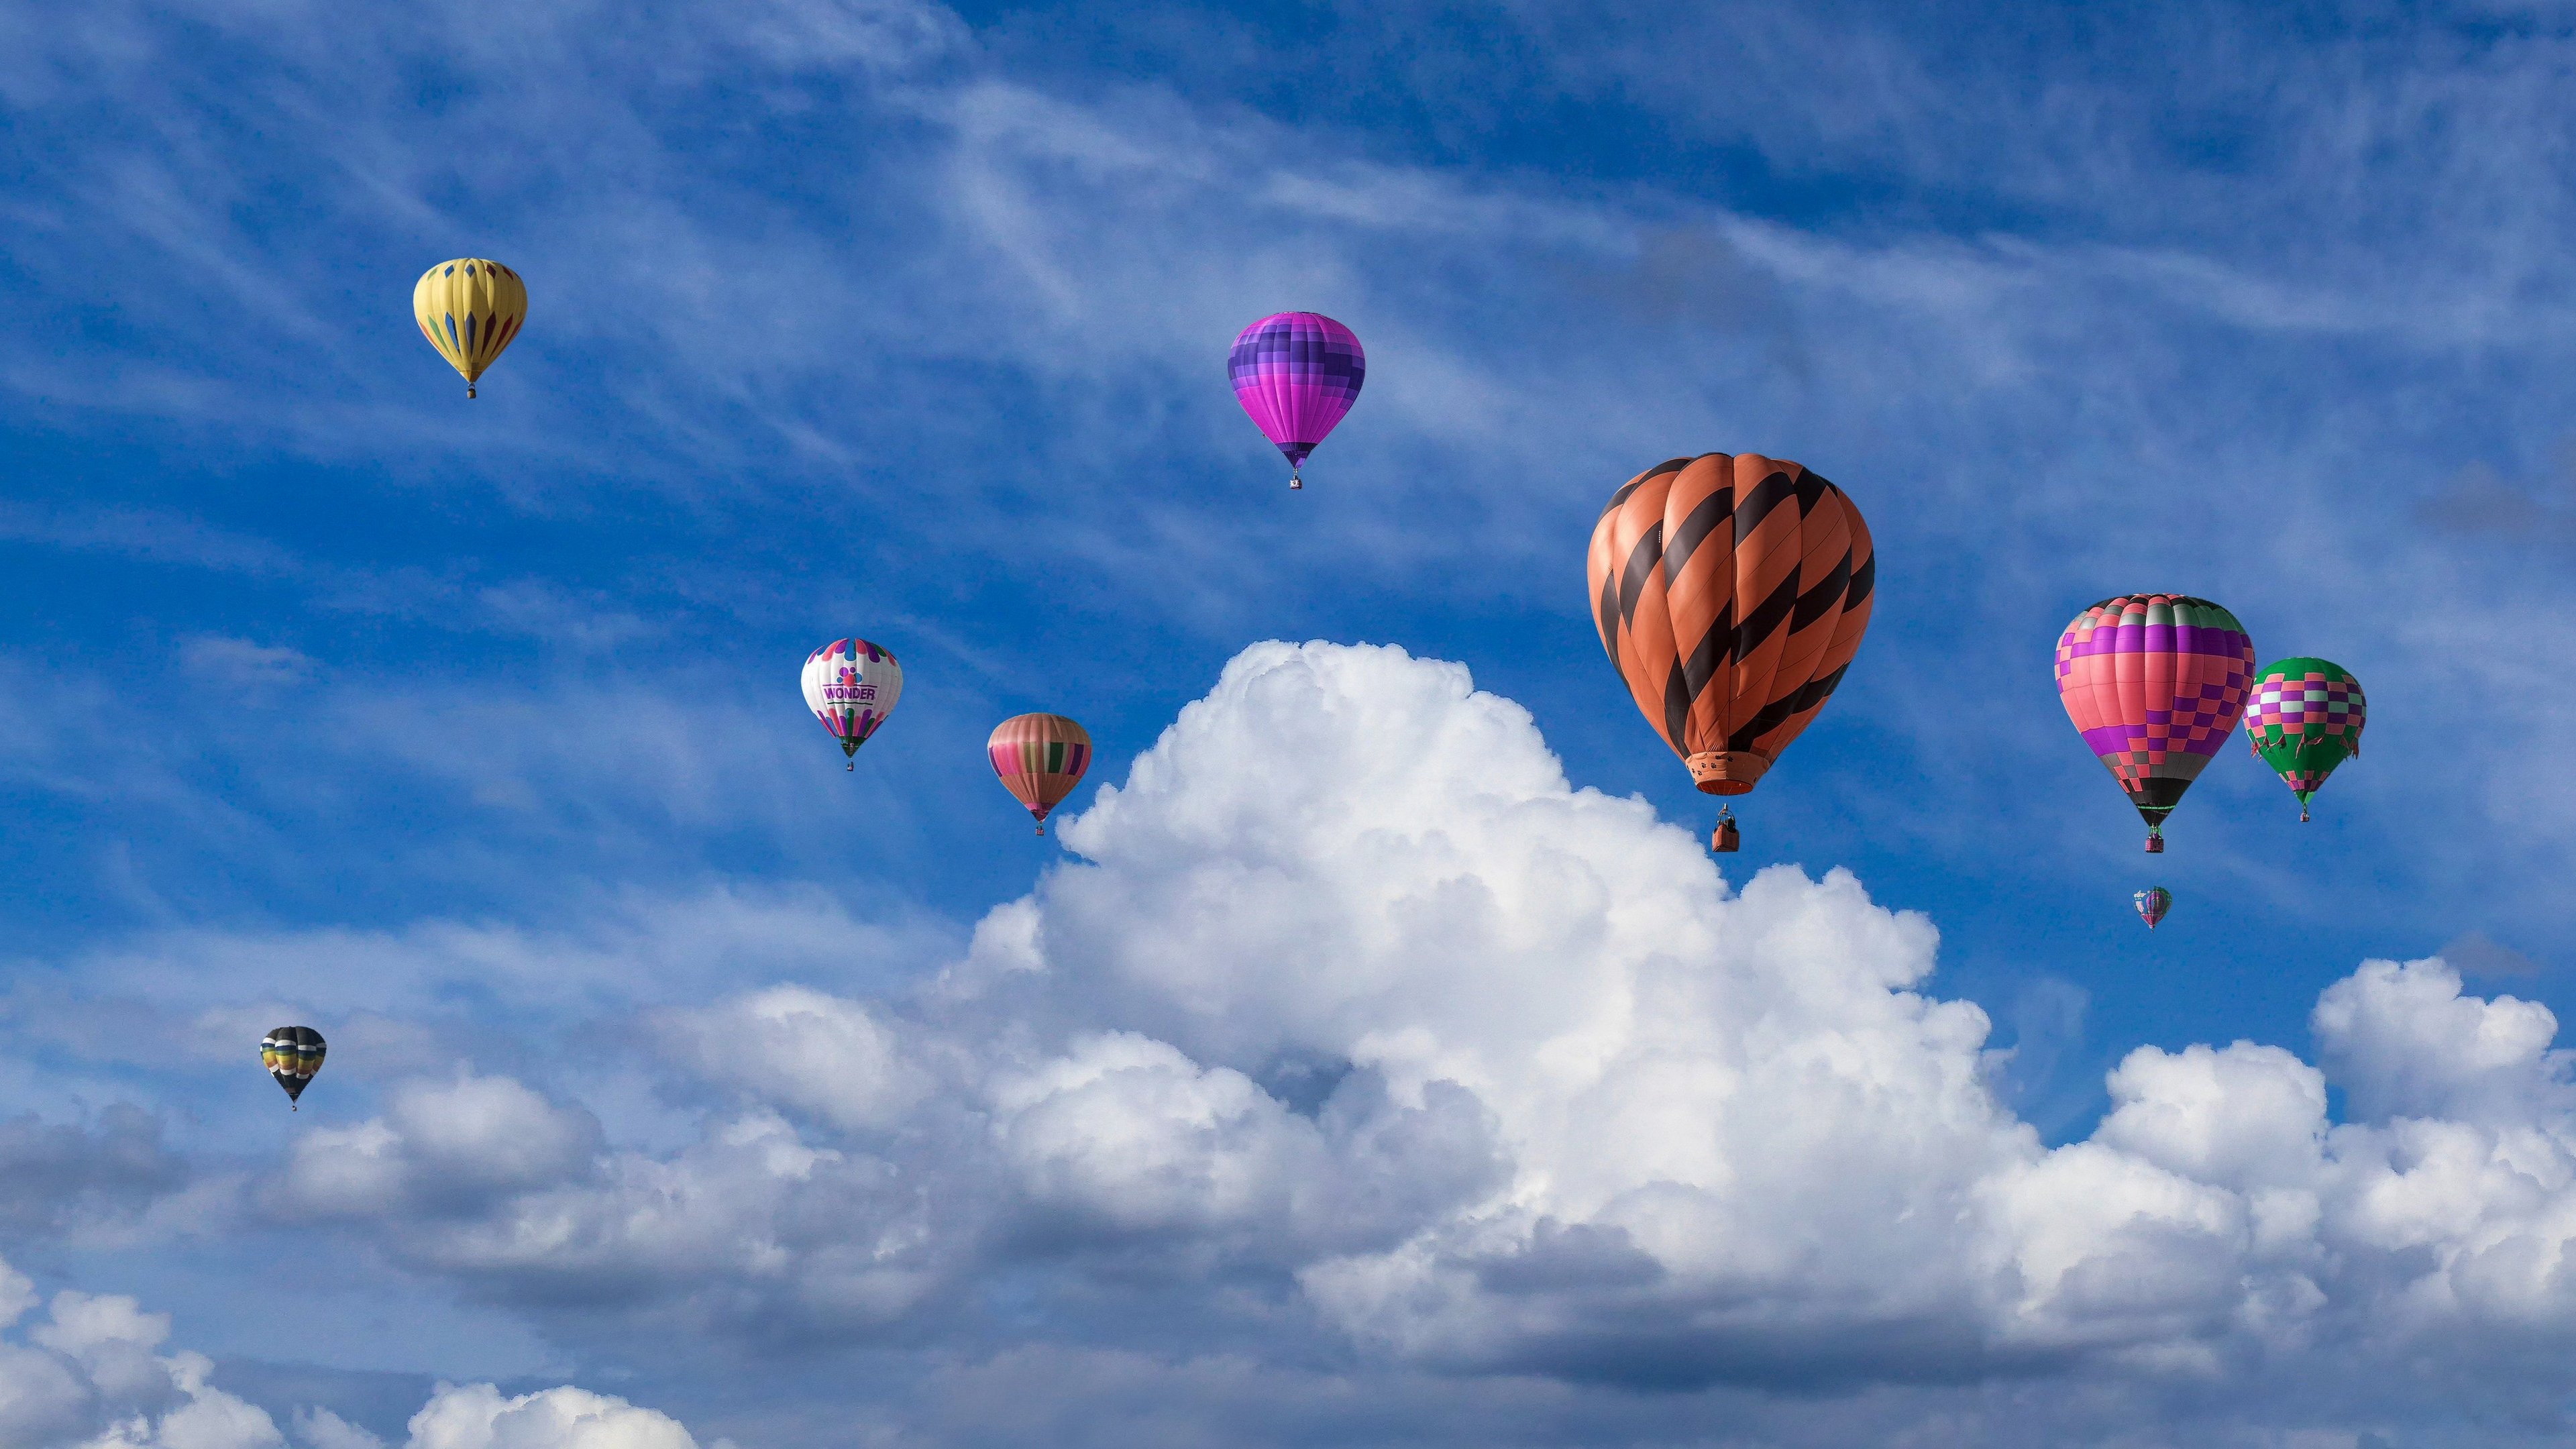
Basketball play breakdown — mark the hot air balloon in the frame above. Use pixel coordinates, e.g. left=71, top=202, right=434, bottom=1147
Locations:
left=1228, top=313, right=1364, bottom=490
left=988, top=713, right=1090, bottom=835
left=1587, top=453, right=1875, bottom=852
left=2245, top=658, right=2365, bottom=822
left=413, top=258, right=528, bottom=398
left=2134, top=887, right=2171, bottom=930
left=262, top=1026, right=326, bottom=1110
left=802, top=639, right=904, bottom=769
left=2054, top=594, right=2255, bottom=853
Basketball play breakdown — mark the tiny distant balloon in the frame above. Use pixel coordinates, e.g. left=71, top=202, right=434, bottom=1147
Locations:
left=2245, top=658, right=2365, bottom=822
left=1228, top=313, right=1364, bottom=490
left=262, top=1026, right=326, bottom=1110
left=413, top=258, right=528, bottom=398
left=802, top=639, right=904, bottom=770
left=988, top=713, right=1090, bottom=835
left=2134, top=888, right=2171, bottom=930
left=2054, top=594, right=2255, bottom=853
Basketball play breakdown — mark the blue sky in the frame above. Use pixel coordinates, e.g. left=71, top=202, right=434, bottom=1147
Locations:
left=6, top=1, right=2576, bottom=1445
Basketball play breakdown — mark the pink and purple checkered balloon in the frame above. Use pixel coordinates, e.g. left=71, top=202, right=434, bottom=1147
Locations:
left=1228, top=312, right=1364, bottom=490
left=2055, top=594, right=2255, bottom=853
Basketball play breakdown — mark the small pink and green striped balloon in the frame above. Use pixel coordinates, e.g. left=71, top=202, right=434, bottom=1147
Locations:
left=988, top=714, right=1091, bottom=835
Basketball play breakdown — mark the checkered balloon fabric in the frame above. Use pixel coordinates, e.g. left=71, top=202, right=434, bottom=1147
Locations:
left=1228, top=313, right=1364, bottom=475
left=2054, top=594, right=2255, bottom=841
left=2245, top=657, right=2364, bottom=820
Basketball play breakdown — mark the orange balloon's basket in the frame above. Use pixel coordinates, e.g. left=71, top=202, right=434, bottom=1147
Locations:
left=1711, top=810, right=1740, bottom=853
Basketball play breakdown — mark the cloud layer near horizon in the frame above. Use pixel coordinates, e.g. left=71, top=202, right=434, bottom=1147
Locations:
left=0, top=1248, right=712, bottom=1449
left=33, top=641, right=2569, bottom=1446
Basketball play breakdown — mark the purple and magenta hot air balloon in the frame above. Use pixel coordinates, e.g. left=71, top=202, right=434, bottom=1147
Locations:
left=1228, top=312, right=1364, bottom=490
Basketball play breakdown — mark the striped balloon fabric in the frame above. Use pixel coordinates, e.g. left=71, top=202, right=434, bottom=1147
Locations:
left=2054, top=594, right=2255, bottom=853
left=412, top=258, right=528, bottom=397
left=987, top=713, right=1092, bottom=835
left=800, top=638, right=904, bottom=769
left=1228, top=312, right=1365, bottom=488
left=2134, top=887, right=2171, bottom=930
left=261, top=1026, right=326, bottom=1109
left=1586, top=453, right=1875, bottom=845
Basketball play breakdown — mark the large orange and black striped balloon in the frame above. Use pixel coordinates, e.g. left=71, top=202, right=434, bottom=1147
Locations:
left=1587, top=453, right=1874, bottom=798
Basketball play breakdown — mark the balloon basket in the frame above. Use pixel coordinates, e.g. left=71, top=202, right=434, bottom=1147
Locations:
left=1711, top=820, right=1740, bottom=853
left=2143, top=835, right=2164, bottom=854
left=1289, top=476, right=1303, bottom=490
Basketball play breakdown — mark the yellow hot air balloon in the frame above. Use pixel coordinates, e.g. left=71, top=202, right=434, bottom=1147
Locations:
left=412, top=258, right=527, bottom=398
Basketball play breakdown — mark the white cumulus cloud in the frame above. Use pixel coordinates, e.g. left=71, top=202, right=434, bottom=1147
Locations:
left=402, top=1383, right=714, bottom=1449
left=657, top=985, right=925, bottom=1132
left=926, top=641, right=2576, bottom=1395
left=153, top=641, right=2576, bottom=1438
left=0, top=1244, right=717, bottom=1449
left=0, top=1252, right=280, bottom=1449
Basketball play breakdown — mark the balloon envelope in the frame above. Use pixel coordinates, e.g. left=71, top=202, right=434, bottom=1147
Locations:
left=1587, top=453, right=1875, bottom=804
left=988, top=714, right=1091, bottom=832
left=413, top=258, right=527, bottom=396
left=262, top=1026, right=326, bottom=1106
left=1228, top=313, right=1364, bottom=484
left=802, top=639, right=904, bottom=763
left=2055, top=594, right=2255, bottom=850
left=2245, top=657, right=2365, bottom=821
left=2135, top=888, right=2171, bottom=930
